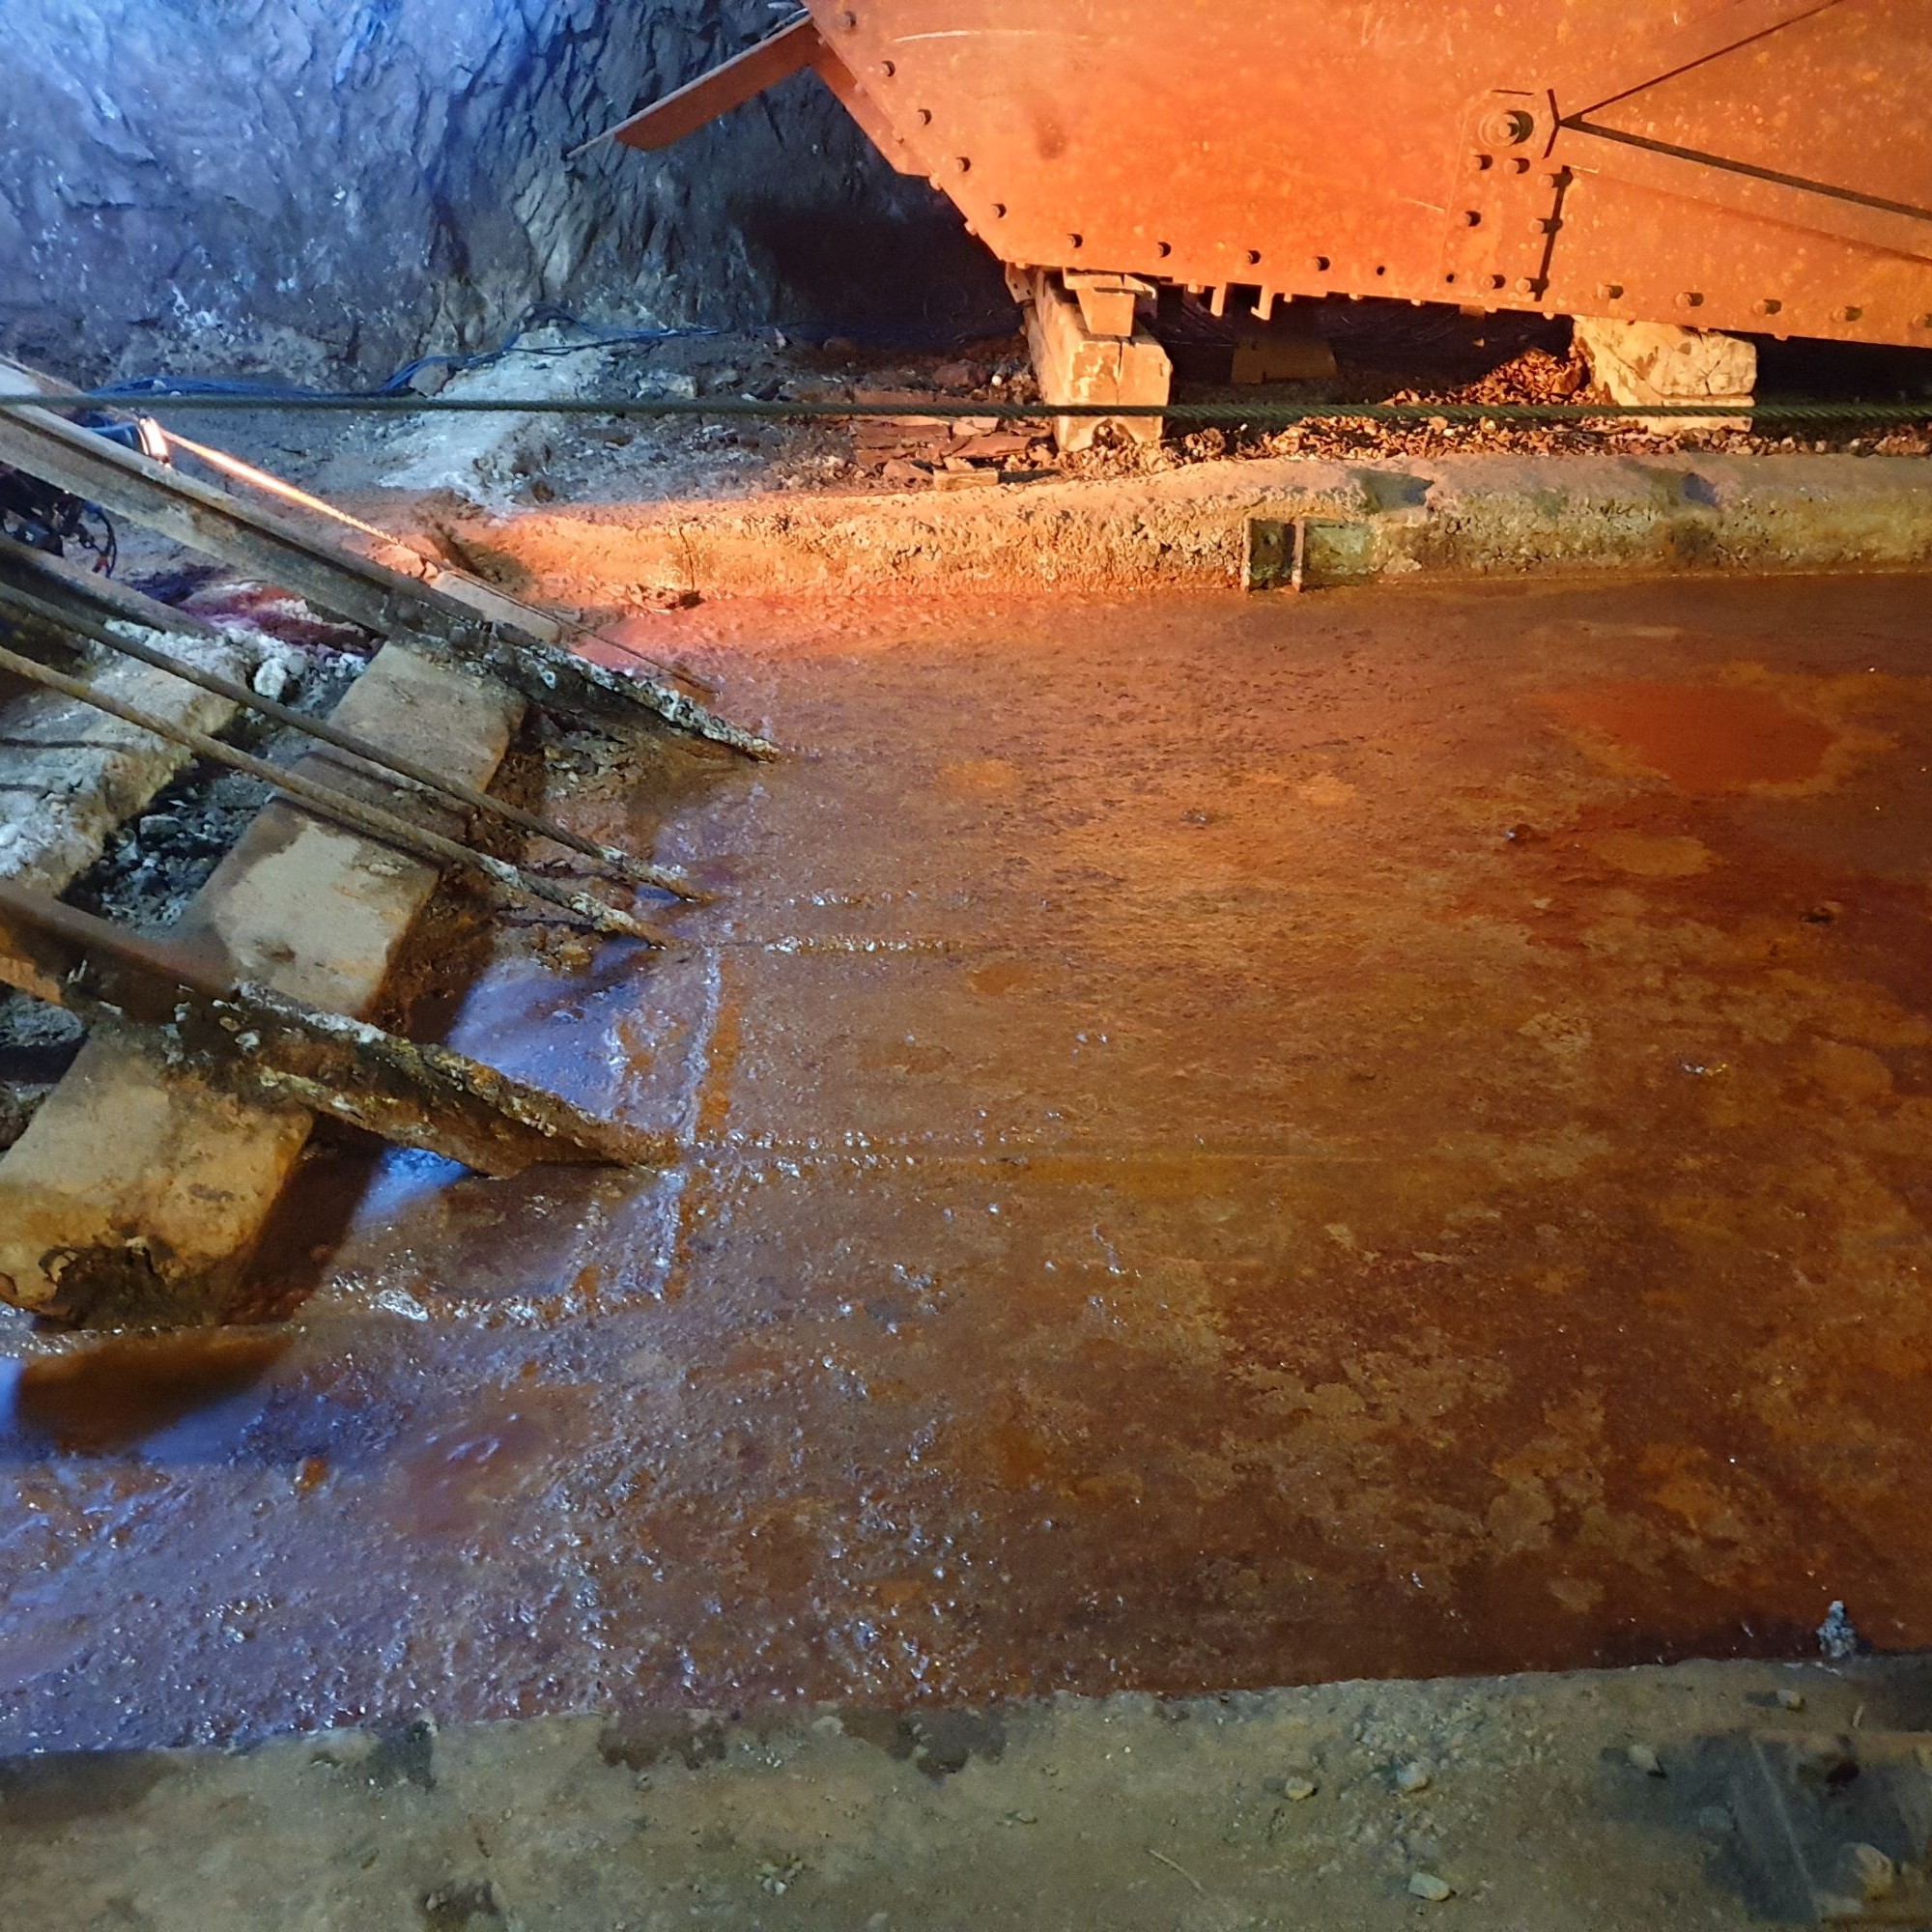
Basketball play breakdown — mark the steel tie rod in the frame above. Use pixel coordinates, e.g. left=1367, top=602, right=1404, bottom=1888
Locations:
left=0, top=576, right=702, bottom=902
left=0, top=638, right=671, bottom=947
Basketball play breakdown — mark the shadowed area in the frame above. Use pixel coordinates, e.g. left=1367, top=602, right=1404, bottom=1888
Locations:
left=1, top=574, right=1929, bottom=1750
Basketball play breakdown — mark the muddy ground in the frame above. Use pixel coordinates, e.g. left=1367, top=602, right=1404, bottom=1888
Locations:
left=2, top=574, right=1930, bottom=1758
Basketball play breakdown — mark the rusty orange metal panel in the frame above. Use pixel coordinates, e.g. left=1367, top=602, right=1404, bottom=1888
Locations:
left=798, top=0, right=1932, bottom=347
left=606, top=2, right=1932, bottom=350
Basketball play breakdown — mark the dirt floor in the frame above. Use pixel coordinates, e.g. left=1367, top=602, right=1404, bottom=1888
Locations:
left=168, top=305, right=1932, bottom=535
left=2, top=572, right=1929, bottom=1758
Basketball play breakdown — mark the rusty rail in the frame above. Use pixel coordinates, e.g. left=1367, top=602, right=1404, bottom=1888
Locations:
left=0, top=564, right=705, bottom=902
left=0, top=878, right=672, bottom=1176
left=0, top=637, right=672, bottom=946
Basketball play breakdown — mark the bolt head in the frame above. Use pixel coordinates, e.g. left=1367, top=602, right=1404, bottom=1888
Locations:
left=1479, top=106, right=1536, bottom=147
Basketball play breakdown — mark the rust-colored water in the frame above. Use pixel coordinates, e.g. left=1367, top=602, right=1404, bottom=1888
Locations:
left=1544, top=679, right=1837, bottom=791
left=3, top=576, right=1931, bottom=1750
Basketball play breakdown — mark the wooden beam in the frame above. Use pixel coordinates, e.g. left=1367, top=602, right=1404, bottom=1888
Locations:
left=579, top=17, right=822, bottom=155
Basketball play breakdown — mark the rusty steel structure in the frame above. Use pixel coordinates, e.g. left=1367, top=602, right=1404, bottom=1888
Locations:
left=592, top=0, right=1932, bottom=353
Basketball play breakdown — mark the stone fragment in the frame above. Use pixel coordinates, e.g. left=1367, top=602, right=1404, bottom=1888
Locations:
left=1396, top=1761, right=1434, bottom=1794
left=1844, top=1842, right=1896, bottom=1902
left=1627, top=1744, right=1664, bottom=1776
left=251, top=655, right=292, bottom=702
left=1284, top=1776, right=1318, bottom=1802
left=1573, top=318, right=1757, bottom=411
left=1817, top=1601, right=1862, bottom=1661
left=1408, top=1872, right=1455, bottom=1901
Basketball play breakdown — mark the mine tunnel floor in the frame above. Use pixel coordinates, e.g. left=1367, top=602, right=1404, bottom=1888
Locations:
left=2, top=573, right=1929, bottom=1752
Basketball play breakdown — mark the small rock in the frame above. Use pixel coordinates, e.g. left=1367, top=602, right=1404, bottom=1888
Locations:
left=1283, top=1776, right=1318, bottom=1802
left=1845, top=1843, right=1896, bottom=1903
left=1396, top=1761, right=1433, bottom=1794
left=1627, top=1744, right=1664, bottom=1777
left=1408, top=1872, right=1454, bottom=1902
left=1777, top=1689, right=1806, bottom=1712
left=641, top=371, right=699, bottom=401
left=1818, top=1601, right=1862, bottom=1661
left=251, top=657, right=292, bottom=703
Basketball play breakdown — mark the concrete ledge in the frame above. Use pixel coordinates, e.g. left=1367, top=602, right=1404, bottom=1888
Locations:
left=442, top=452, right=1932, bottom=602
left=2, top=1655, right=1927, bottom=1929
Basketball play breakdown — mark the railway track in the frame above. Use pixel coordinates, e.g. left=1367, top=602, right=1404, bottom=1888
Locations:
left=0, top=355, right=771, bottom=1326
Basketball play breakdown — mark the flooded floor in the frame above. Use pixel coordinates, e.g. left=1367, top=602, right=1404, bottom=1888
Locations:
left=3, top=574, right=1931, bottom=1751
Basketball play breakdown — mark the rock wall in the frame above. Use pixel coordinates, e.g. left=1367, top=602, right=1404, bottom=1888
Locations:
left=0, top=0, right=1006, bottom=385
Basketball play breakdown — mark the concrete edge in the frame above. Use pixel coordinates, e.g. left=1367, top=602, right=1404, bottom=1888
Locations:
left=419, top=451, right=1932, bottom=603
left=3, top=1654, right=1929, bottom=1929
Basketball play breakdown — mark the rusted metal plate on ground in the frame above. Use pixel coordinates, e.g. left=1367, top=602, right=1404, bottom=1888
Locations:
left=776, top=0, right=1932, bottom=349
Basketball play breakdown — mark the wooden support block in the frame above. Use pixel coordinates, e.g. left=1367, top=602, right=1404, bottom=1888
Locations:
left=1064, top=271, right=1153, bottom=339
left=1010, top=269, right=1173, bottom=453
left=1232, top=301, right=1338, bottom=384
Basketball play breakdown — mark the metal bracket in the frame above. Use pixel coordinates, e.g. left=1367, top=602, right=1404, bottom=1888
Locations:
left=1440, top=90, right=1567, bottom=303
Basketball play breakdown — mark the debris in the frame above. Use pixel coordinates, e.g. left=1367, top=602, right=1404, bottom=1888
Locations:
left=250, top=654, right=293, bottom=702
left=1777, top=1689, right=1806, bottom=1712
left=756, top=1857, right=805, bottom=1895
left=1627, top=1744, right=1664, bottom=1776
left=1147, top=1848, right=1207, bottom=1895
left=1396, top=1761, right=1434, bottom=1794
left=1844, top=1844, right=1896, bottom=1902
left=1283, top=1776, right=1319, bottom=1802
left=1408, top=1872, right=1455, bottom=1902
left=1818, top=1602, right=1862, bottom=1662
left=640, top=371, right=699, bottom=402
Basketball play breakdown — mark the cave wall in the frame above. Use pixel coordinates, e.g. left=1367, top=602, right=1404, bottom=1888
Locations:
left=0, top=0, right=1006, bottom=385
